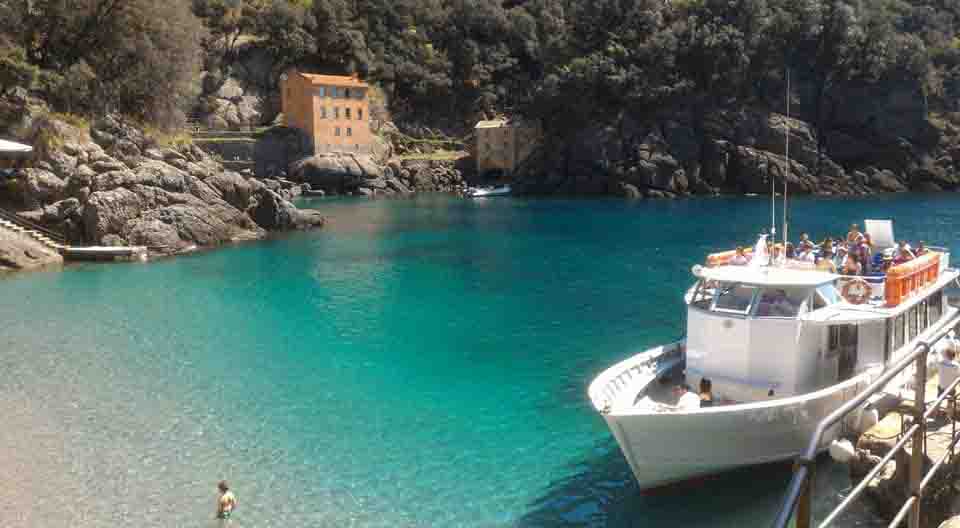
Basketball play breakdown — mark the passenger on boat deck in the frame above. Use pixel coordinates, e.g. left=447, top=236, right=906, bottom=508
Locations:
left=731, top=246, right=749, bottom=266
left=846, top=224, right=864, bottom=246
left=816, top=248, right=837, bottom=273
left=842, top=253, right=862, bottom=276
left=771, top=245, right=785, bottom=265
left=858, top=234, right=874, bottom=274
left=673, top=384, right=701, bottom=410
left=785, top=242, right=796, bottom=260
left=916, top=241, right=929, bottom=256
left=798, top=233, right=815, bottom=252
left=938, top=346, right=960, bottom=398
left=894, top=240, right=916, bottom=264
left=834, top=246, right=848, bottom=269
left=699, top=378, right=714, bottom=408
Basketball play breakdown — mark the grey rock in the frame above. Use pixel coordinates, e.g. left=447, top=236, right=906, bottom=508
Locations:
left=18, top=168, right=67, bottom=208
left=0, top=228, right=63, bottom=271
left=216, top=78, right=244, bottom=101
left=90, top=159, right=128, bottom=174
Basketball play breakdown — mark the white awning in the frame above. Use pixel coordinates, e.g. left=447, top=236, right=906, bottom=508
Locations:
left=697, top=265, right=839, bottom=287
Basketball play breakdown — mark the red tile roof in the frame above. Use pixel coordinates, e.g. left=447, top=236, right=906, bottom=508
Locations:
left=297, top=72, right=369, bottom=88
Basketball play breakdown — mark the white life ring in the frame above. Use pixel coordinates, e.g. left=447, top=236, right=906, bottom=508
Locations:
left=841, top=278, right=871, bottom=305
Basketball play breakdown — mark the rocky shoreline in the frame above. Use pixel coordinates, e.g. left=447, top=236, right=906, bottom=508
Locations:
left=2, top=109, right=325, bottom=260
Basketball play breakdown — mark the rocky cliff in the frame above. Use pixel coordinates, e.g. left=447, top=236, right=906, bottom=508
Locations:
left=2, top=104, right=324, bottom=255
left=516, top=82, right=960, bottom=199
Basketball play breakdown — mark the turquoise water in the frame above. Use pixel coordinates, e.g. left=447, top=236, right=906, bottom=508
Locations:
left=4, top=193, right=960, bottom=527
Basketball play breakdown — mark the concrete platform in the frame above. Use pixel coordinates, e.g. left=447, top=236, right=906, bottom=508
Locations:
left=61, top=245, right=148, bottom=261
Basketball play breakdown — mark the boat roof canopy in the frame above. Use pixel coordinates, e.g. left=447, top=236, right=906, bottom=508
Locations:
left=696, top=265, right=839, bottom=287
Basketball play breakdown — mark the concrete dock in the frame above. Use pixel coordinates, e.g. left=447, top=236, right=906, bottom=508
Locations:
left=61, top=245, right=149, bottom=261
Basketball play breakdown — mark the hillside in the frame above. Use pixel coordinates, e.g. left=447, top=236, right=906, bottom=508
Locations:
left=2, top=0, right=960, bottom=196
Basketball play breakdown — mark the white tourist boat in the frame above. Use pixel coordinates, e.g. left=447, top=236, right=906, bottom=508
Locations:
left=465, top=184, right=511, bottom=197
left=588, top=221, right=960, bottom=490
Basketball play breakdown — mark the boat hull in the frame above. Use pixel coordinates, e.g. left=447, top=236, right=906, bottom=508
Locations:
left=589, top=343, right=869, bottom=489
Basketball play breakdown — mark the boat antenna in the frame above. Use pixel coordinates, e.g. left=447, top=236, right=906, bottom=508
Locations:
left=783, top=67, right=790, bottom=251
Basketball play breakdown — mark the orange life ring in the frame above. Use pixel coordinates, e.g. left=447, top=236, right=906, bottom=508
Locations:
left=841, top=278, right=871, bottom=304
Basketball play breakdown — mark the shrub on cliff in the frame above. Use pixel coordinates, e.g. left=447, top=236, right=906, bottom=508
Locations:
left=3, top=0, right=205, bottom=128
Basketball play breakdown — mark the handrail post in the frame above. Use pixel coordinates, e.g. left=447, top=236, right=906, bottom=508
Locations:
left=909, top=345, right=929, bottom=528
left=797, top=462, right=813, bottom=528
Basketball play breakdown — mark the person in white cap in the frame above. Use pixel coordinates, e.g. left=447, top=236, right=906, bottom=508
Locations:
left=939, top=334, right=960, bottom=418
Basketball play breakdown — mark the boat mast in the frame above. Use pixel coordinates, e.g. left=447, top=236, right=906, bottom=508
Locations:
left=783, top=68, right=790, bottom=250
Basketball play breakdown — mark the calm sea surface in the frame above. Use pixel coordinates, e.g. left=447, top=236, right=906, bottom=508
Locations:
left=4, top=193, right=959, bottom=527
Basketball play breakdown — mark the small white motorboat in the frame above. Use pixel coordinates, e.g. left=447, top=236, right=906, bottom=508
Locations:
left=465, top=184, right=511, bottom=197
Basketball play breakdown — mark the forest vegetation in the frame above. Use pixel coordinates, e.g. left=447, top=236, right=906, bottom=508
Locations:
left=0, top=0, right=958, bottom=143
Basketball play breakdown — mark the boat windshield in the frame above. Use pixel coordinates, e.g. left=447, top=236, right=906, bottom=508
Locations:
left=817, top=283, right=841, bottom=305
left=713, top=283, right=757, bottom=314
left=754, top=288, right=808, bottom=317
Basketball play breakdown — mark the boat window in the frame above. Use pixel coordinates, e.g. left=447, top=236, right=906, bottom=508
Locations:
left=712, top=283, right=756, bottom=314
left=908, top=305, right=919, bottom=340
left=930, top=290, right=943, bottom=323
left=817, top=283, right=841, bottom=305
left=688, top=280, right=716, bottom=309
left=894, top=314, right=906, bottom=349
left=755, top=288, right=808, bottom=318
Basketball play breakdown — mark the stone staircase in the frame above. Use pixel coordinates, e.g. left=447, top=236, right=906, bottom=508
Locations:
left=0, top=208, right=67, bottom=252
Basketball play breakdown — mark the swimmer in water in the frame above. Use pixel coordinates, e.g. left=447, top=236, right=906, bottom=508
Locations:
left=216, top=480, right=237, bottom=521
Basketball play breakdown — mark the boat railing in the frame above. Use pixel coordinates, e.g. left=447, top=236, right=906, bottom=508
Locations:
left=771, top=309, right=960, bottom=528
left=588, top=341, right=684, bottom=413
left=885, top=252, right=941, bottom=307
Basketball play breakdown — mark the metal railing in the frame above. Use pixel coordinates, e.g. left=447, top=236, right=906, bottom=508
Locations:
left=772, top=310, right=960, bottom=528
left=0, top=206, right=66, bottom=245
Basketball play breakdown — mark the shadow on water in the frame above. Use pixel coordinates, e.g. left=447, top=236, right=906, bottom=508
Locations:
left=517, top=438, right=887, bottom=528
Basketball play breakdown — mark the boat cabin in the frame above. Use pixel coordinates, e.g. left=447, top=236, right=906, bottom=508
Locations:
left=684, top=245, right=956, bottom=405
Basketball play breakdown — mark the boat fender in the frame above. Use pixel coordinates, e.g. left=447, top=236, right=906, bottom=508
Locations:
left=828, top=439, right=856, bottom=464
left=841, top=278, right=871, bottom=305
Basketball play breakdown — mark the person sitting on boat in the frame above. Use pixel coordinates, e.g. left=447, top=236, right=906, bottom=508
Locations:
left=699, top=378, right=714, bottom=408
left=816, top=247, right=837, bottom=273
left=770, top=245, right=786, bottom=266
left=673, top=384, right=701, bottom=410
left=916, top=241, right=929, bottom=257
left=894, top=240, right=916, bottom=265
left=784, top=242, right=796, bottom=260
left=798, top=233, right=815, bottom=253
left=842, top=253, right=862, bottom=276
left=731, top=246, right=749, bottom=266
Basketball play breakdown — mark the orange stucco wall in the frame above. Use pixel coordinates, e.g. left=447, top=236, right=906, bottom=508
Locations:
left=281, top=71, right=372, bottom=155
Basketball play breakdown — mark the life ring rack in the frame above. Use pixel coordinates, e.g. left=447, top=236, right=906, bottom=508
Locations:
left=841, top=277, right=871, bottom=305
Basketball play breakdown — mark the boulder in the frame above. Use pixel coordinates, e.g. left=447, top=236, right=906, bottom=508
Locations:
left=873, top=169, right=908, bottom=192
left=216, top=78, right=244, bottom=101
left=17, top=168, right=67, bottom=208
left=0, top=228, right=63, bottom=272
left=250, top=188, right=324, bottom=230
left=616, top=182, right=642, bottom=199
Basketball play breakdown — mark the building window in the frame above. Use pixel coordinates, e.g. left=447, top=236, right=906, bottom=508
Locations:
left=335, top=127, right=341, bottom=136
left=321, top=107, right=327, bottom=119
left=358, top=109, right=363, bottom=120
left=318, top=86, right=326, bottom=97
left=346, top=127, right=352, bottom=136
left=345, top=108, right=351, bottom=119
left=334, top=107, right=340, bottom=119
left=345, top=88, right=351, bottom=98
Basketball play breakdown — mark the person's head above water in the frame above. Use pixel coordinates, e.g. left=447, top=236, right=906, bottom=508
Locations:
left=218, top=481, right=229, bottom=493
